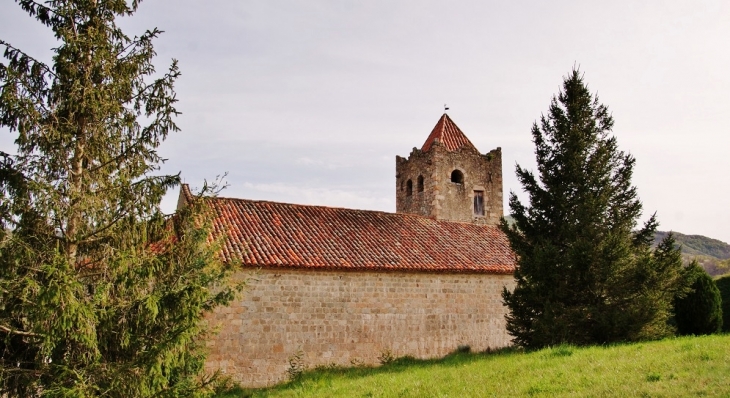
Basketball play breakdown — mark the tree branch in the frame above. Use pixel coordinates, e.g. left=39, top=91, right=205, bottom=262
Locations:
left=0, top=39, right=57, bottom=78
left=0, top=324, right=41, bottom=337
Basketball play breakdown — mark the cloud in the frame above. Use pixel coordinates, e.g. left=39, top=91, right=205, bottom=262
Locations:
left=295, top=156, right=351, bottom=170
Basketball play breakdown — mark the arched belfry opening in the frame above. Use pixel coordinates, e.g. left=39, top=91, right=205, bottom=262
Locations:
left=450, top=170, right=464, bottom=184
left=406, top=179, right=413, bottom=196
left=417, top=175, right=424, bottom=192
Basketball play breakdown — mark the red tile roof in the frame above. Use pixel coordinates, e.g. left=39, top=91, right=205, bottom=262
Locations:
left=205, top=194, right=516, bottom=274
left=421, top=113, right=478, bottom=152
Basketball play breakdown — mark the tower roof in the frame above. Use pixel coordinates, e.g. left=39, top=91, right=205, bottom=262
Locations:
left=421, top=113, right=478, bottom=152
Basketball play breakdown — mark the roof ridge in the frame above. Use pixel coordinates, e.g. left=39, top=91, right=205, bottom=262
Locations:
left=208, top=195, right=499, bottom=227
left=209, top=196, right=406, bottom=218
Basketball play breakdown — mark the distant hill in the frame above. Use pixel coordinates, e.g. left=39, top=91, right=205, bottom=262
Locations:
left=654, top=231, right=730, bottom=259
left=654, top=231, right=730, bottom=277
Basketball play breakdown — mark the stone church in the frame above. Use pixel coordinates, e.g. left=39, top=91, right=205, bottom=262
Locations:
left=180, top=113, right=516, bottom=387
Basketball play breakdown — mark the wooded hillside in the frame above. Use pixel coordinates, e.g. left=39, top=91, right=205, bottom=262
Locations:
left=654, top=231, right=730, bottom=276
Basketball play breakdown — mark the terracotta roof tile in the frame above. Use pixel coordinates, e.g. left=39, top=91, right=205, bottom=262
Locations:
left=206, top=196, right=516, bottom=274
left=421, top=113, right=478, bottom=152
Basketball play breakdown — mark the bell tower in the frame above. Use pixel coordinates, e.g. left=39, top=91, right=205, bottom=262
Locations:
left=395, top=113, right=503, bottom=225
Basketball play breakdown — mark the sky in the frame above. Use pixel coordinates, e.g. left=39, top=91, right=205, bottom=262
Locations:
left=1, top=1, right=729, bottom=243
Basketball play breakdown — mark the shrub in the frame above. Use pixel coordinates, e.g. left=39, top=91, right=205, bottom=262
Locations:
left=287, top=349, right=307, bottom=380
left=674, top=262, right=722, bottom=335
left=714, top=274, right=730, bottom=332
left=378, top=348, right=396, bottom=365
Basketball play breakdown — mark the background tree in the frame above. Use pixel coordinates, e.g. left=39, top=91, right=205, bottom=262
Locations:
left=0, top=1, right=240, bottom=396
left=715, top=274, right=730, bottom=332
left=501, top=69, right=686, bottom=348
left=674, top=261, right=722, bottom=335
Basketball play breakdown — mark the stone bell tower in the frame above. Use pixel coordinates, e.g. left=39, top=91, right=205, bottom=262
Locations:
left=395, top=113, right=503, bottom=225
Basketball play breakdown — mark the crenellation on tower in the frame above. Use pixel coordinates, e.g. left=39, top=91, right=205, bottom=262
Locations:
left=396, top=114, right=503, bottom=225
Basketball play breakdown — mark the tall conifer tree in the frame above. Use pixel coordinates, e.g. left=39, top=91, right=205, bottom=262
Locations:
left=0, top=1, right=240, bottom=396
left=501, top=69, right=685, bottom=348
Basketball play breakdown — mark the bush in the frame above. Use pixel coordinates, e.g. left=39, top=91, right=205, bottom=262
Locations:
left=287, top=349, right=307, bottom=380
left=714, top=274, right=730, bottom=332
left=674, top=262, right=722, bottom=335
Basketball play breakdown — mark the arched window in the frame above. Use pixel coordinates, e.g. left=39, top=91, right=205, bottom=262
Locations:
left=406, top=179, right=413, bottom=196
left=417, top=175, right=424, bottom=192
left=451, top=169, right=464, bottom=184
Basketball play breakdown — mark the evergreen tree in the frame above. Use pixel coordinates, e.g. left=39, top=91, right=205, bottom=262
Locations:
left=715, top=274, right=730, bottom=332
left=501, top=69, right=685, bottom=348
left=0, top=1, right=240, bottom=396
left=674, top=261, right=722, bottom=335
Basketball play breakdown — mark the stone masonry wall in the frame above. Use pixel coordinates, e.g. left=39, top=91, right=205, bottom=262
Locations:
left=396, top=143, right=503, bottom=225
left=205, top=268, right=515, bottom=387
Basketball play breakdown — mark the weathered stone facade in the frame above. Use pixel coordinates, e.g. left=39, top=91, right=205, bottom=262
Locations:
left=396, top=143, right=503, bottom=225
left=205, top=269, right=515, bottom=387
left=395, top=113, right=503, bottom=225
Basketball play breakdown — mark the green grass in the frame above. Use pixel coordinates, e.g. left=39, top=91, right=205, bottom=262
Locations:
left=218, top=334, right=730, bottom=397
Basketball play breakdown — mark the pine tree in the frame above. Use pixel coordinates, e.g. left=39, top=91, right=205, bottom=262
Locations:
left=0, top=1, right=240, bottom=396
left=674, top=261, right=722, bottom=335
left=501, top=69, right=685, bottom=348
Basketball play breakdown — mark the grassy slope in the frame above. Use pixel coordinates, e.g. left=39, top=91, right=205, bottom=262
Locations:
left=220, top=335, right=730, bottom=397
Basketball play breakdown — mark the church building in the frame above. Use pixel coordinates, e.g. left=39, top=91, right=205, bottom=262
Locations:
left=182, top=113, right=517, bottom=387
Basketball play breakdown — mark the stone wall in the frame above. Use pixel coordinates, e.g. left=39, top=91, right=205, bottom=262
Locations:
left=205, top=268, right=514, bottom=387
left=396, top=143, right=503, bottom=225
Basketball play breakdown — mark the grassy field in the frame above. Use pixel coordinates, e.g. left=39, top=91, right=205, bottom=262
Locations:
left=217, top=334, right=730, bottom=397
